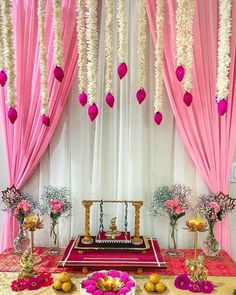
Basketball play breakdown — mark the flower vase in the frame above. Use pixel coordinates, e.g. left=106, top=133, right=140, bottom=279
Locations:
left=50, top=219, right=59, bottom=255
left=164, top=219, right=183, bottom=257
left=202, top=219, right=220, bottom=257
left=13, top=221, right=30, bottom=254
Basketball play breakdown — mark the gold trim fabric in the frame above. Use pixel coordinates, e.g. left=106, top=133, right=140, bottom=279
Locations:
left=0, top=273, right=235, bottom=294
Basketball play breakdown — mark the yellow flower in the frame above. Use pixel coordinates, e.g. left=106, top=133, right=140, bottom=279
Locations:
left=23, top=215, right=44, bottom=231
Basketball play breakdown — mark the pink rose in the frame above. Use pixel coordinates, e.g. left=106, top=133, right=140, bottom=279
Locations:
left=22, top=203, right=32, bottom=212
left=175, top=206, right=183, bottom=215
left=53, top=204, right=62, bottom=214
left=165, top=199, right=175, bottom=209
left=209, top=202, right=220, bottom=213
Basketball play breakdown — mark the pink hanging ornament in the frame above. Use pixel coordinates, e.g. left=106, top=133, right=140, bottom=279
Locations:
left=183, top=91, right=193, bottom=107
left=217, top=99, right=227, bottom=116
left=106, top=92, right=115, bottom=108
left=175, top=65, right=185, bottom=81
left=88, top=103, right=99, bottom=121
left=8, top=107, right=17, bottom=124
left=78, top=92, right=87, bottom=107
left=54, top=66, right=64, bottom=82
left=0, top=70, right=7, bottom=87
left=117, top=63, right=128, bottom=79
left=42, top=114, right=50, bottom=126
left=154, top=111, right=163, bottom=125
left=136, top=88, right=146, bottom=104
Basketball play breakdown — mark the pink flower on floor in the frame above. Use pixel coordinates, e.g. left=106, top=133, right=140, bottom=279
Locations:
left=108, top=270, right=120, bottom=278
left=120, top=272, right=129, bottom=283
left=93, top=290, right=104, bottom=295
left=209, top=202, right=220, bottom=213
left=199, top=281, right=214, bottom=294
left=92, top=272, right=105, bottom=281
left=26, top=277, right=42, bottom=290
left=189, top=282, right=202, bottom=293
left=38, top=272, right=53, bottom=287
left=11, top=279, right=27, bottom=291
left=86, top=285, right=97, bottom=293
left=117, top=287, right=130, bottom=295
left=125, top=280, right=135, bottom=290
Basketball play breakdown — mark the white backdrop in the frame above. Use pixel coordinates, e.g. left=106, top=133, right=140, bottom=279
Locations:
left=0, top=0, right=236, bottom=259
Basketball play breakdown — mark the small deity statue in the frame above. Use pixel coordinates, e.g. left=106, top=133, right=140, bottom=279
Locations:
left=18, top=251, right=38, bottom=280
left=105, top=217, right=121, bottom=239
left=185, top=255, right=208, bottom=282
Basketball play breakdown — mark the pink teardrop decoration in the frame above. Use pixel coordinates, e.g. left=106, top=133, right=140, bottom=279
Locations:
left=154, top=112, right=163, bottom=125
left=78, top=92, right=87, bottom=107
left=88, top=103, right=99, bottom=121
left=217, top=99, right=228, bottom=116
left=136, top=88, right=146, bottom=104
left=117, top=63, right=128, bottom=79
left=42, top=114, right=50, bottom=127
left=175, top=65, right=185, bottom=81
left=0, top=70, right=7, bottom=87
left=54, top=66, right=64, bottom=82
left=8, top=107, right=17, bottom=124
left=106, top=92, right=115, bottom=108
left=183, top=91, right=193, bottom=107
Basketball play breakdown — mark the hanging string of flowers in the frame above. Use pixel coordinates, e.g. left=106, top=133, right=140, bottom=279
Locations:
left=0, top=1, right=7, bottom=88
left=2, top=0, right=17, bottom=124
left=38, top=0, right=50, bottom=127
left=175, top=0, right=186, bottom=82
left=136, top=0, right=147, bottom=105
left=216, top=0, right=232, bottom=116
left=77, top=0, right=87, bottom=107
left=53, top=0, right=64, bottom=82
left=105, top=0, right=115, bottom=108
left=117, top=0, right=128, bottom=79
left=182, top=0, right=194, bottom=107
left=153, top=0, right=165, bottom=126
left=86, top=0, right=99, bottom=121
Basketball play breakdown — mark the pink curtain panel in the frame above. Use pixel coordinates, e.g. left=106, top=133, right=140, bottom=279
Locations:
left=145, top=0, right=236, bottom=254
left=0, top=0, right=78, bottom=253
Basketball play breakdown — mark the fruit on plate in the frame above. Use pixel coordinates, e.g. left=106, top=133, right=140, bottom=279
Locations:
left=149, top=274, right=160, bottom=284
left=144, top=273, right=167, bottom=293
left=62, top=281, right=72, bottom=293
left=58, top=272, right=71, bottom=283
left=144, top=281, right=156, bottom=292
left=53, top=272, right=73, bottom=292
left=155, top=282, right=166, bottom=293
left=53, top=279, right=63, bottom=290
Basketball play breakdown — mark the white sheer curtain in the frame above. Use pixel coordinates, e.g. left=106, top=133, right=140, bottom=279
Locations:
left=0, top=0, right=236, bottom=259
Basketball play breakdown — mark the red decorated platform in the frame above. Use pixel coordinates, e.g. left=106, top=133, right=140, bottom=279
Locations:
left=1, top=247, right=236, bottom=276
left=59, top=237, right=165, bottom=269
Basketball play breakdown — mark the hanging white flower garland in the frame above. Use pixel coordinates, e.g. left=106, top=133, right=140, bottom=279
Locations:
left=2, top=0, right=17, bottom=123
left=117, top=0, right=127, bottom=79
left=104, top=0, right=115, bottom=108
left=53, top=0, right=64, bottom=82
left=154, top=0, right=165, bottom=125
left=216, top=0, right=232, bottom=116
left=136, top=0, right=147, bottom=105
left=175, top=0, right=186, bottom=81
left=77, top=0, right=88, bottom=107
left=38, top=0, right=50, bottom=126
left=0, top=1, right=7, bottom=88
left=182, top=0, right=194, bottom=107
left=86, top=0, right=99, bottom=121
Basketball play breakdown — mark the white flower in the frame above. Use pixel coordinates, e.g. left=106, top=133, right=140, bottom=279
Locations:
left=2, top=0, right=17, bottom=108
left=183, top=0, right=194, bottom=93
left=77, top=0, right=87, bottom=93
left=86, top=0, right=98, bottom=105
left=117, top=0, right=127, bottom=63
left=154, top=0, right=165, bottom=113
left=38, top=0, right=49, bottom=115
left=175, top=0, right=186, bottom=67
left=137, top=0, right=147, bottom=89
left=216, top=0, right=232, bottom=101
left=53, top=0, right=63, bottom=67
left=104, top=0, right=113, bottom=94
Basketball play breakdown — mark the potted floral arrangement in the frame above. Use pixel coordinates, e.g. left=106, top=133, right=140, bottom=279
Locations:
left=196, top=192, right=235, bottom=257
left=150, top=184, right=191, bottom=256
left=41, top=185, right=71, bottom=254
left=1, top=186, right=43, bottom=253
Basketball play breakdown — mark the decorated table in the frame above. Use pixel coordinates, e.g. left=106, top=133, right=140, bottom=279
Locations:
left=0, top=247, right=236, bottom=294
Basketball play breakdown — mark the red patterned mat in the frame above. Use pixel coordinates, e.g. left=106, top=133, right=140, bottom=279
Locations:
left=1, top=247, right=236, bottom=276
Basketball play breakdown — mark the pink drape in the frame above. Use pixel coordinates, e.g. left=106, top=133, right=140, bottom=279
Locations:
left=145, top=0, right=236, bottom=253
left=0, top=0, right=77, bottom=253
